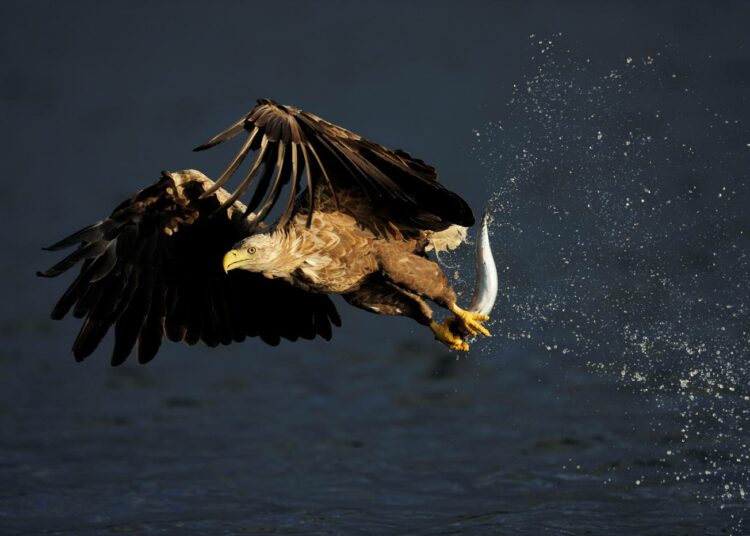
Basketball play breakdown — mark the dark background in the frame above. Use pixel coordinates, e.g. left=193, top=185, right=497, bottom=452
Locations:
left=1, top=1, right=749, bottom=534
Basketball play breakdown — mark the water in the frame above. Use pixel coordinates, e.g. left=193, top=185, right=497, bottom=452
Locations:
left=0, top=337, right=732, bottom=534
left=470, top=36, right=750, bottom=525
left=1, top=2, right=749, bottom=534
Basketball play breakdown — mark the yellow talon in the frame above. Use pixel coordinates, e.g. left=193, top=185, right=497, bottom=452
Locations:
left=448, top=304, right=491, bottom=337
left=430, top=321, right=470, bottom=352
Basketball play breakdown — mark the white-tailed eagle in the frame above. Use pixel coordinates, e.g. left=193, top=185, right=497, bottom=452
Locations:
left=39, top=99, right=497, bottom=365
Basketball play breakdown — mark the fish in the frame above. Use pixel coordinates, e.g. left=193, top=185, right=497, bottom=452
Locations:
left=468, top=208, right=498, bottom=316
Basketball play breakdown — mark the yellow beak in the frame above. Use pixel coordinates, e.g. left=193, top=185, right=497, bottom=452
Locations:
left=222, top=249, right=243, bottom=273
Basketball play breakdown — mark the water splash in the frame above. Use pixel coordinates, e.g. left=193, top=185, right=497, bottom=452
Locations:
left=474, top=35, right=749, bottom=527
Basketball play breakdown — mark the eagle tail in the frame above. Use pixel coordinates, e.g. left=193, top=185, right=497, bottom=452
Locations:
left=424, top=225, right=468, bottom=254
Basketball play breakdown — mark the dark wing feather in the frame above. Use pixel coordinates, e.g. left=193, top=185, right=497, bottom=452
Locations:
left=194, top=99, right=474, bottom=235
left=39, top=170, right=340, bottom=365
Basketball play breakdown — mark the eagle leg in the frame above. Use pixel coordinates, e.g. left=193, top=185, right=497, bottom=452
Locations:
left=343, top=278, right=433, bottom=324
left=344, top=277, right=473, bottom=352
left=375, top=250, right=490, bottom=344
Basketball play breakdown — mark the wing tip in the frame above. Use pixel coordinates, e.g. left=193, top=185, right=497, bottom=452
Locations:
left=110, top=351, right=129, bottom=367
left=192, top=141, right=217, bottom=152
left=73, top=344, right=93, bottom=362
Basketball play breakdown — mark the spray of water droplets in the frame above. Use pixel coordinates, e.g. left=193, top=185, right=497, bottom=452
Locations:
left=472, top=35, right=749, bottom=525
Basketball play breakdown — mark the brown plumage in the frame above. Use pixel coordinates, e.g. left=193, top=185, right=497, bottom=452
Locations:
left=194, top=98, right=474, bottom=236
left=40, top=99, right=490, bottom=364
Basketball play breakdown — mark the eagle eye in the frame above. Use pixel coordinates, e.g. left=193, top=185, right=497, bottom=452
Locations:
left=247, top=246, right=257, bottom=255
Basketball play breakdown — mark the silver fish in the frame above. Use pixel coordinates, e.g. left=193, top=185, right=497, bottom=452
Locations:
left=468, top=208, right=498, bottom=316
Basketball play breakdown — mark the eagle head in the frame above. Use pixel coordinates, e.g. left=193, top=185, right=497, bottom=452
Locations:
left=222, top=234, right=291, bottom=276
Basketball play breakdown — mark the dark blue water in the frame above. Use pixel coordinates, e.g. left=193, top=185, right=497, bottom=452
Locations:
left=1, top=1, right=748, bottom=533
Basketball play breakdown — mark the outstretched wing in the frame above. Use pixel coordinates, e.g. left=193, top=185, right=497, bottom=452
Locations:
left=194, top=99, right=474, bottom=235
left=38, top=169, right=341, bottom=366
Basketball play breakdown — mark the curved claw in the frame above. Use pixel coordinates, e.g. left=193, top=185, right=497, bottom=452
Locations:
left=449, top=305, right=491, bottom=337
left=430, top=321, right=470, bottom=352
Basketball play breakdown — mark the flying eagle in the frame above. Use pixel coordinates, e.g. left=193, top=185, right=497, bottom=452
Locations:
left=39, top=99, right=497, bottom=365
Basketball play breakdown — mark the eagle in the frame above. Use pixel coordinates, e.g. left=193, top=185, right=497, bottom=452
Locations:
left=39, top=99, right=496, bottom=365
